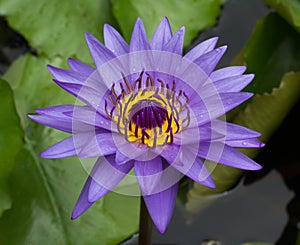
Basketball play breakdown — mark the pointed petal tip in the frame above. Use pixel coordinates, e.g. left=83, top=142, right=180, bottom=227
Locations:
left=70, top=213, right=78, bottom=220
left=156, top=223, right=168, bottom=234
left=27, top=113, right=35, bottom=119
left=218, top=45, right=228, bottom=54
left=204, top=180, right=216, bottom=189
left=71, top=208, right=86, bottom=220
left=47, top=64, right=56, bottom=73
left=244, top=91, right=254, bottom=99
left=251, top=164, right=263, bottom=171
left=103, top=23, right=115, bottom=34
left=39, top=150, right=54, bottom=159
left=178, top=26, right=185, bottom=35
left=84, top=32, right=97, bottom=45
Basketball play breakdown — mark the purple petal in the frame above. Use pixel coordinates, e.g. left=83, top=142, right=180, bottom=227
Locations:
left=68, top=58, right=95, bottom=75
left=88, top=155, right=134, bottom=202
left=215, top=121, right=262, bottom=140
left=113, top=134, right=151, bottom=163
left=143, top=182, right=178, bottom=233
left=164, top=27, right=185, bottom=55
left=115, top=150, right=131, bottom=165
left=174, top=124, right=222, bottom=145
left=184, top=37, right=219, bottom=61
left=189, top=92, right=253, bottom=126
left=85, top=32, right=116, bottom=67
left=194, top=46, right=227, bottom=75
left=35, top=104, right=111, bottom=131
left=35, top=105, right=74, bottom=119
left=54, top=80, right=105, bottom=110
left=78, top=133, right=117, bottom=158
left=203, top=74, right=254, bottom=95
left=130, top=18, right=150, bottom=51
left=210, top=66, right=247, bottom=82
left=47, top=65, right=89, bottom=85
left=40, top=136, right=76, bottom=158
left=226, top=138, right=265, bottom=148
left=198, top=142, right=262, bottom=170
left=28, top=113, right=72, bottom=133
left=104, top=24, right=129, bottom=55
left=150, top=17, right=172, bottom=50
left=41, top=132, right=114, bottom=159
left=71, top=175, right=94, bottom=219
left=184, top=157, right=215, bottom=188
left=65, top=105, right=116, bottom=131
left=174, top=120, right=261, bottom=146
left=161, top=144, right=215, bottom=188
left=134, top=157, right=163, bottom=195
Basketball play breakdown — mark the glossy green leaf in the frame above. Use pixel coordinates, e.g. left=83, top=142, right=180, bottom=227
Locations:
left=112, top=0, right=224, bottom=46
left=184, top=13, right=300, bottom=215
left=233, top=13, right=300, bottom=94
left=0, top=0, right=114, bottom=61
left=0, top=54, right=139, bottom=244
left=264, top=0, right=300, bottom=32
left=0, top=79, right=23, bottom=217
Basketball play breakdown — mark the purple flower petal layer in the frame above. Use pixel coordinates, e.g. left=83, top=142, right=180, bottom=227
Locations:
left=88, top=156, right=134, bottom=202
left=151, top=17, right=172, bottom=50
left=160, top=144, right=215, bottom=188
left=198, top=142, right=262, bottom=170
left=104, top=24, right=129, bottom=55
left=71, top=175, right=94, bottom=219
left=68, top=58, right=95, bottom=75
left=130, top=18, right=150, bottom=51
left=184, top=37, right=219, bottom=61
left=28, top=114, right=72, bottom=133
left=194, top=46, right=227, bottom=75
left=190, top=92, right=253, bottom=127
left=210, top=66, right=247, bottom=81
left=134, top=157, right=163, bottom=195
left=164, top=27, right=185, bottom=55
left=85, top=32, right=117, bottom=68
left=40, top=136, right=76, bottom=158
left=203, top=74, right=254, bottom=95
left=53, top=80, right=105, bottom=110
left=226, top=138, right=265, bottom=148
left=143, top=182, right=178, bottom=233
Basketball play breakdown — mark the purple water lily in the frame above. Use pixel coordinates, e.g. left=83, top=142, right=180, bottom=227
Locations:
left=28, top=17, right=264, bottom=233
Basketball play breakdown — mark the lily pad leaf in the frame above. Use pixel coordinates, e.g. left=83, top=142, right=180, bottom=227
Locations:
left=264, top=0, right=300, bottom=32
left=0, top=53, right=139, bottom=244
left=0, top=79, right=23, bottom=217
left=233, top=13, right=300, bottom=94
left=0, top=0, right=114, bottom=61
left=112, top=0, right=224, bottom=46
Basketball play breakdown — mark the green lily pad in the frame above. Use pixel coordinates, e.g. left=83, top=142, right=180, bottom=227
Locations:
left=0, top=54, right=139, bottom=244
left=0, top=0, right=114, bottom=61
left=233, top=13, right=300, bottom=94
left=264, top=0, right=300, bottom=32
left=112, top=0, right=224, bottom=46
left=0, top=79, right=23, bottom=217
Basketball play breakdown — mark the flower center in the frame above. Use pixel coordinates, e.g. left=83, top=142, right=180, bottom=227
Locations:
left=105, top=71, right=190, bottom=147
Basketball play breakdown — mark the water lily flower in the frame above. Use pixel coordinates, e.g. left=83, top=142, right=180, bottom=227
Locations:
left=28, top=17, right=264, bottom=233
